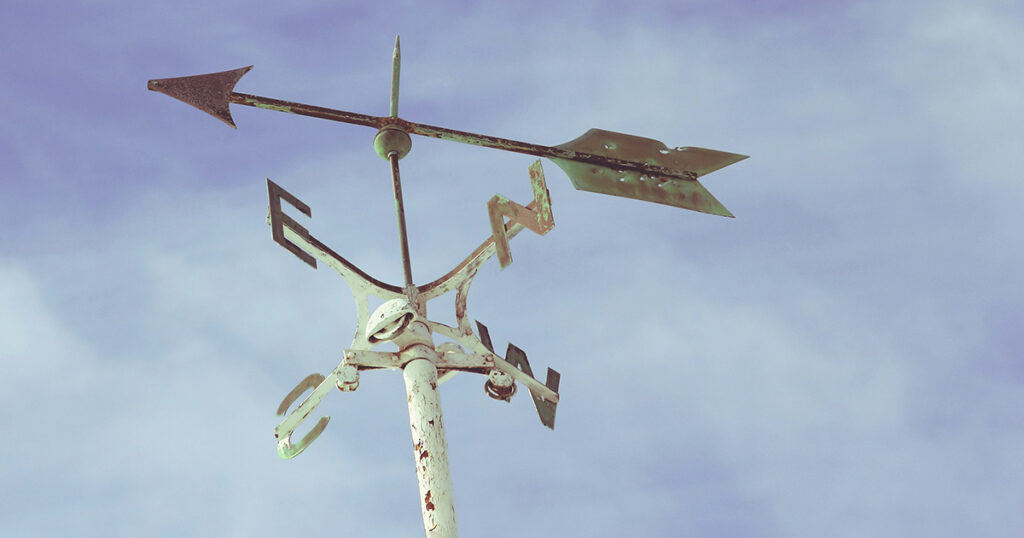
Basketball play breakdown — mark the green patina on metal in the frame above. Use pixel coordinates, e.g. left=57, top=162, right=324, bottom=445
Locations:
left=551, top=158, right=732, bottom=217
left=390, top=35, right=401, bottom=118
left=487, top=160, right=553, bottom=269
left=550, top=129, right=745, bottom=216
left=243, top=96, right=294, bottom=113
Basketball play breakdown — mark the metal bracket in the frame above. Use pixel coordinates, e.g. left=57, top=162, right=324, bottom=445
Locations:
left=269, top=161, right=562, bottom=457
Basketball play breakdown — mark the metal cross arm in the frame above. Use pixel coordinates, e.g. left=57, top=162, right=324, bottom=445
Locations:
left=265, top=163, right=559, bottom=341
left=274, top=316, right=561, bottom=459
left=341, top=346, right=559, bottom=406
left=266, top=162, right=561, bottom=453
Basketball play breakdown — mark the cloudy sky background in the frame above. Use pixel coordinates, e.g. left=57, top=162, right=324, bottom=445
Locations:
left=2, top=0, right=1022, bottom=536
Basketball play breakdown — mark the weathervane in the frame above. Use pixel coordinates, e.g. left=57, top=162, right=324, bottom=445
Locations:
left=149, top=37, right=746, bottom=538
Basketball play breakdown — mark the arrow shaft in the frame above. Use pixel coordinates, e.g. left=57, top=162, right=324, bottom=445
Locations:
left=407, top=122, right=661, bottom=175
left=231, top=92, right=382, bottom=128
left=229, top=92, right=695, bottom=181
left=411, top=123, right=696, bottom=181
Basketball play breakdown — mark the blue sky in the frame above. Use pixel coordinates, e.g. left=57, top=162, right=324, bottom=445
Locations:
left=2, top=0, right=1022, bottom=536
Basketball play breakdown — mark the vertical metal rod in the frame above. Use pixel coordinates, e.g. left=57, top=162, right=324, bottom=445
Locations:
left=404, top=357, right=458, bottom=537
left=387, top=35, right=414, bottom=289
left=387, top=39, right=455, bottom=536
left=390, top=35, right=401, bottom=118
left=389, top=153, right=415, bottom=288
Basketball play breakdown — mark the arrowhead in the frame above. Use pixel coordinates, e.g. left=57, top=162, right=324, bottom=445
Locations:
left=148, top=66, right=252, bottom=128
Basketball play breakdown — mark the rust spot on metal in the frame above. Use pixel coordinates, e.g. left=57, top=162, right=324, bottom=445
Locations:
left=230, top=92, right=383, bottom=129
left=424, top=491, right=435, bottom=511
left=454, top=291, right=467, bottom=319
left=420, top=449, right=429, bottom=460
left=430, top=381, right=437, bottom=390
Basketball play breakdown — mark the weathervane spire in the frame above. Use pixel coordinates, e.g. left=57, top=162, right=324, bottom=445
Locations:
left=391, top=35, right=401, bottom=118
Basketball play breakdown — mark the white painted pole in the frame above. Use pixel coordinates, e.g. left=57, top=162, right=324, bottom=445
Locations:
left=403, top=357, right=458, bottom=537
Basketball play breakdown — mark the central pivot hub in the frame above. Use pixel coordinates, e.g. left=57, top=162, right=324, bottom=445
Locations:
left=374, top=126, right=412, bottom=160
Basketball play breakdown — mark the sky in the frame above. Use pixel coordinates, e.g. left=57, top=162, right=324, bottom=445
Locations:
left=2, top=0, right=1022, bottom=536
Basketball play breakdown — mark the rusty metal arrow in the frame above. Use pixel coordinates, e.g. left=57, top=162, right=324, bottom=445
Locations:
left=148, top=66, right=253, bottom=128
left=148, top=66, right=746, bottom=216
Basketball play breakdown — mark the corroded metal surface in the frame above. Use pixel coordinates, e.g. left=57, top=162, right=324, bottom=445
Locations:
left=267, top=179, right=316, bottom=267
left=232, top=91, right=381, bottom=128
left=388, top=152, right=415, bottom=289
left=507, top=345, right=560, bottom=429
left=553, top=129, right=746, bottom=216
left=404, top=358, right=457, bottom=537
left=477, top=321, right=560, bottom=428
left=147, top=66, right=252, bottom=128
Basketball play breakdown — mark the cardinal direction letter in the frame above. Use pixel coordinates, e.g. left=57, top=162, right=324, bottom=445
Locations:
left=267, top=178, right=317, bottom=268
left=488, top=160, right=553, bottom=269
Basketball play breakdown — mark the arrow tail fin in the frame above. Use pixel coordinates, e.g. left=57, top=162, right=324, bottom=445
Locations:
left=552, top=158, right=734, bottom=217
left=553, top=129, right=745, bottom=216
